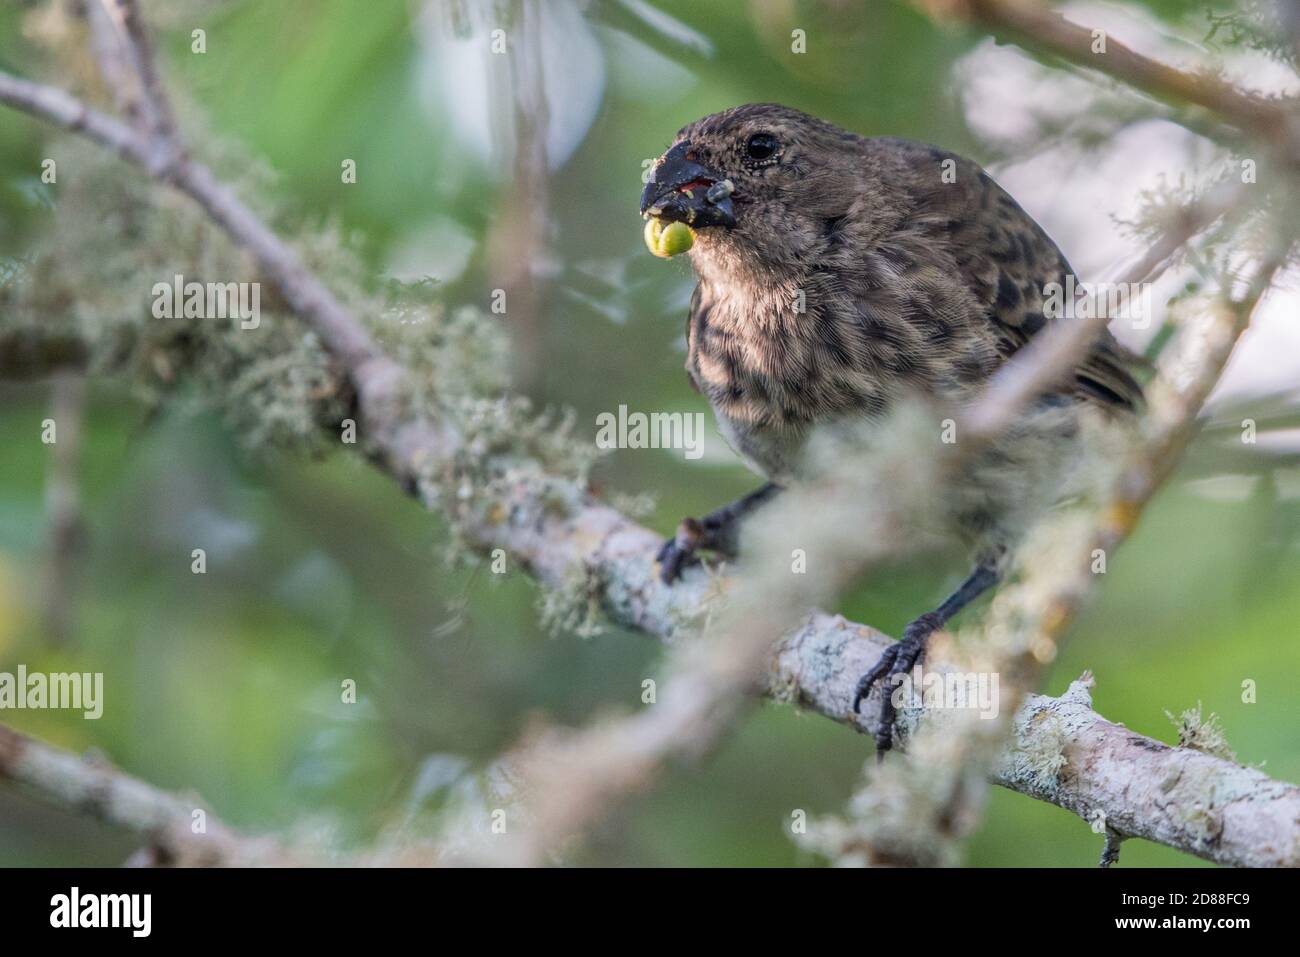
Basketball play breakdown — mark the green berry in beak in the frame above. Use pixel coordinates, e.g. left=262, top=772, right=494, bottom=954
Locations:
left=644, top=218, right=695, bottom=258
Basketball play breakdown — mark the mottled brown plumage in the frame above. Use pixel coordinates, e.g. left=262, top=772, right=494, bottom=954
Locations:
left=639, top=103, right=1142, bottom=752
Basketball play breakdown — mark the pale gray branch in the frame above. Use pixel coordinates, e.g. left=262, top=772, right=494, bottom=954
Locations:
left=0, top=9, right=1295, bottom=868
left=0, top=70, right=150, bottom=163
left=776, top=617, right=1300, bottom=867
left=0, top=723, right=279, bottom=866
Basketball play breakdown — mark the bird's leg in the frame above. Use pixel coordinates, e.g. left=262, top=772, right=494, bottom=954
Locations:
left=852, top=561, right=1001, bottom=756
left=657, top=482, right=782, bottom=584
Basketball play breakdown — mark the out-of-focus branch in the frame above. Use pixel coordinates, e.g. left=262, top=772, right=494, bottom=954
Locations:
left=100, top=0, right=177, bottom=163
left=907, top=0, right=1299, bottom=449
left=1095, top=258, right=1285, bottom=549
left=0, top=70, right=151, bottom=160
left=83, top=0, right=142, bottom=123
left=485, top=0, right=551, bottom=384
left=452, top=592, right=1300, bottom=867
left=42, top=371, right=88, bottom=646
left=911, top=0, right=1296, bottom=148
left=0, top=329, right=90, bottom=379
left=1, top=3, right=1296, bottom=868
left=0, top=723, right=280, bottom=866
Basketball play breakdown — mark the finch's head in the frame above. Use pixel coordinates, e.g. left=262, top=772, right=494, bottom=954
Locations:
left=640, top=103, right=866, bottom=272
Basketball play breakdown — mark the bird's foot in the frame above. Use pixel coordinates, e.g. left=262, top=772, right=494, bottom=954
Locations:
left=656, top=515, right=731, bottom=584
left=852, top=612, right=942, bottom=757
left=656, top=484, right=781, bottom=585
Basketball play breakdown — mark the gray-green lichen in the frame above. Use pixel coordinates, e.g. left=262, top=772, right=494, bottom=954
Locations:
left=1011, top=711, right=1072, bottom=792
left=3, top=104, right=605, bottom=632
left=1, top=133, right=349, bottom=456
left=1166, top=702, right=1238, bottom=763
left=607, top=490, right=657, bottom=521
left=537, top=562, right=607, bottom=639
left=768, top=619, right=852, bottom=707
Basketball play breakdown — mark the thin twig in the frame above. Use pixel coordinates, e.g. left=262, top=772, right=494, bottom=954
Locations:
left=83, top=0, right=142, bottom=124
left=0, top=70, right=152, bottom=161
left=912, top=0, right=1295, bottom=148
left=42, top=371, right=87, bottom=646
left=102, top=0, right=177, bottom=163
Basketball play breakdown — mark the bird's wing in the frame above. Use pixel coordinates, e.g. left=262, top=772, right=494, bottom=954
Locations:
left=884, top=140, right=1144, bottom=412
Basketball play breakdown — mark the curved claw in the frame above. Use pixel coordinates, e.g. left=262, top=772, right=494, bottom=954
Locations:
left=654, top=486, right=778, bottom=587
left=852, top=612, right=942, bottom=756
left=852, top=644, right=899, bottom=715
left=656, top=537, right=698, bottom=584
left=657, top=517, right=706, bottom=584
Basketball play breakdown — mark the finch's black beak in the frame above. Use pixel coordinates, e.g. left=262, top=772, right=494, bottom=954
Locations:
left=640, top=141, right=736, bottom=229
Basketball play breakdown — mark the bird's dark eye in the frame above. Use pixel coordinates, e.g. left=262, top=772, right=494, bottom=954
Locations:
left=745, top=132, right=778, bottom=161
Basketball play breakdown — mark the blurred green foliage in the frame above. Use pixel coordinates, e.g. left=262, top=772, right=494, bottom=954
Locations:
left=0, top=0, right=1294, bottom=867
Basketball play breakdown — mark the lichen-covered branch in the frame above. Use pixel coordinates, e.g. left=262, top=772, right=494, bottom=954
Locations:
left=0, top=3, right=1296, bottom=868
left=0, top=722, right=280, bottom=866
left=1000, top=675, right=1300, bottom=868
left=776, top=621, right=1300, bottom=867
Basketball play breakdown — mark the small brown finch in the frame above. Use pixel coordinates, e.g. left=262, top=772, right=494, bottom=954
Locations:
left=639, top=104, right=1141, bottom=753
